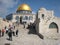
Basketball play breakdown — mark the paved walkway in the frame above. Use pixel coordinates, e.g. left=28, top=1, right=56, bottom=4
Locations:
left=0, top=24, right=60, bottom=45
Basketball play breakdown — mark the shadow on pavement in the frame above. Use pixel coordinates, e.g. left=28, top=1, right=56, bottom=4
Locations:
left=27, top=25, right=44, bottom=39
left=5, top=43, right=10, bottom=45
left=27, top=25, right=37, bottom=35
left=6, top=38, right=12, bottom=41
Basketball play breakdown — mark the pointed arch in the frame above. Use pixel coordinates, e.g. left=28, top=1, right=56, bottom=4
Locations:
left=49, top=22, right=58, bottom=33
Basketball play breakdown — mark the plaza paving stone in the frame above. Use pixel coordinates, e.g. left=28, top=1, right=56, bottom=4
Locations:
left=0, top=24, right=60, bottom=45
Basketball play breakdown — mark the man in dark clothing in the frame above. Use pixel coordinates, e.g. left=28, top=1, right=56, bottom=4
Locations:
left=8, top=28, right=12, bottom=41
left=0, top=30, right=1, bottom=37
left=23, top=23, right=25, bottom=28
left=16, top=29, right=18, bottom=37
left=2, top=29, right=5, bottom=36
left=13, top=31, right=15, bottom=36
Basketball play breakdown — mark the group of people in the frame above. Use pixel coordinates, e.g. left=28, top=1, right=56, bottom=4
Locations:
left=0, top=24, right=19, bottom=41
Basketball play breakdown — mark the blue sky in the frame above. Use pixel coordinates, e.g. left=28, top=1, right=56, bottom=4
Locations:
left=0, top=0, right=60, bottom=18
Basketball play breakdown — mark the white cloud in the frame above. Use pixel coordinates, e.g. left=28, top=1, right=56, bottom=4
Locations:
left=0, top=0, right=18, bottom=17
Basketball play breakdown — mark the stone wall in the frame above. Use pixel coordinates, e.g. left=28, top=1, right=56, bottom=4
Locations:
left=36, top=8, right=60, bottom=39
left=0, top=18, right=9, bottom=30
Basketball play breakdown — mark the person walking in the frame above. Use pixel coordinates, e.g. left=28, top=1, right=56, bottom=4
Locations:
left=0, top=29, right=1, bottom=37
left=8, top=28, right=13, bottom=41
left=23, top=23, right=25, bottom=28
left=2, top=28, right=5, bottom=36
left=12, top=31, right=15, bottom=36
left=6, top=28, right=8, bottom=34
left=16, top=29, right=18, bottom=37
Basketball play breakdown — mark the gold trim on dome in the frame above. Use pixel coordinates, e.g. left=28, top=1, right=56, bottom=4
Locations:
left=17, top=4, right=32, bottom=11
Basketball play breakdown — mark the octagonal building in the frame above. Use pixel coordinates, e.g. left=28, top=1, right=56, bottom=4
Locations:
left=6, top=4, right=36, bottom=24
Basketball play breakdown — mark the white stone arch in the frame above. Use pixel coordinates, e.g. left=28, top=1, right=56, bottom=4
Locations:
left=47, top=21, right=59, bottom=34
left=49, top=22, right=58, bottom=32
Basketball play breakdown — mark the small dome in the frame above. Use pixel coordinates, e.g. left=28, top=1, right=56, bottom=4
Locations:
left=39, top=8, right=46, bottom=11
left=17, top=4, right=32, bottom=11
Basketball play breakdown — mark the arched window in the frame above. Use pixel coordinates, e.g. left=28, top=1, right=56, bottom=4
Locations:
left=42, top=14, right=44, bottom=19
left=49, top=22, right=58, bottom=32
left=49, top=22, right=58, bottom=28
left=23, top=16, right=28, bottom=20
left=25, top=16, right=28, bottom=20
left=29, top=16, right=33, bottom=20
left=15, top=16, right=20, bottom=20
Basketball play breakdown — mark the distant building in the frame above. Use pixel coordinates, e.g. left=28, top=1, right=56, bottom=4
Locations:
left=6, top=4, right=36, bottom=24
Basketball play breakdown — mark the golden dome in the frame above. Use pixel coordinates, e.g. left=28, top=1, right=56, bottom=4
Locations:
left=17, top=4, right=32, bottom=11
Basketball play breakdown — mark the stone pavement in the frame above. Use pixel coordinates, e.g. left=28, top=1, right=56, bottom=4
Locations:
left=0, top=24, right=60, bottom=45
